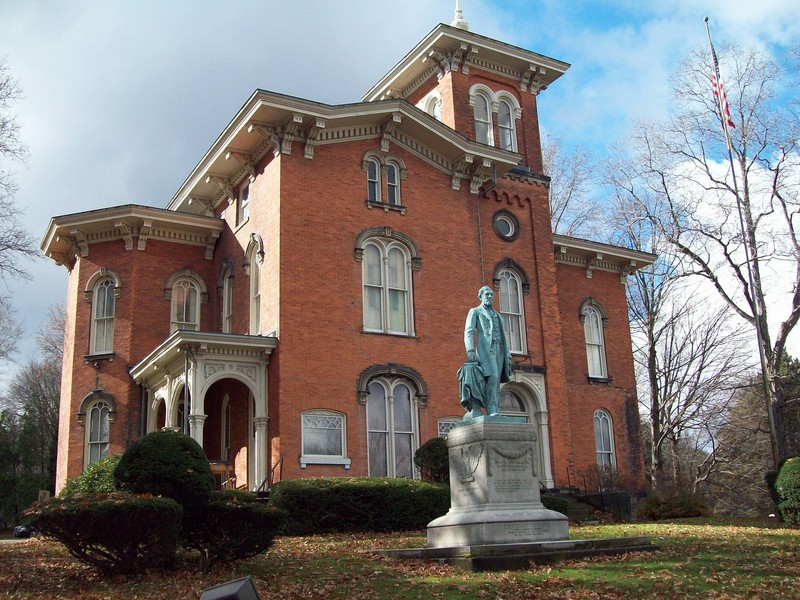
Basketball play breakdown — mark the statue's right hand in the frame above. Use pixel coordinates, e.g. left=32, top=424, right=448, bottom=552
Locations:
left=467, top=350, right=478, bottom=362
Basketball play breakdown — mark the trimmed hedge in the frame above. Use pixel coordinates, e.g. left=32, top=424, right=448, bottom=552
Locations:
left=60, top=455, right=121, bottom=497
left=269, top=477, right=449, bottom=535
left=540, top=494, right=570, bottom=515
left=776, top=456, right=800, bottom=525
left=114, top=430, right=214, bottom=509
left=26, top=493, right=182, bottom=575
left=182, top=490, right=286, bottom=573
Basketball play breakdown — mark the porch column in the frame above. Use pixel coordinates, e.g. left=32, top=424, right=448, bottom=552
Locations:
left=253, top=416, right=269, bottom=490
left=536, top=411, right=555, bottom=488
left=189, top=413, right=207, bottom=447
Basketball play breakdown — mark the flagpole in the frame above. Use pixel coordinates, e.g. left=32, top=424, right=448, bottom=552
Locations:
left=704, top=17, right=780, bottom=467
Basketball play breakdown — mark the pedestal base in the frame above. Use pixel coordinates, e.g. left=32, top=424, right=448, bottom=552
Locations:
left=427, top=418, right=568, bottom=549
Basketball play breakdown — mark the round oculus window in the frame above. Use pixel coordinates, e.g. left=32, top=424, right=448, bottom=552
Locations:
left=493, top=211, right=520, bottom=241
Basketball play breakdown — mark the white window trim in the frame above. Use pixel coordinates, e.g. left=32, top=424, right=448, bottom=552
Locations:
left=85, top=400, right=110, bottom=468
left=366, top=377, right=420, bottom=479
left=498, top=269, right=527, bottom=355
left=361, top=239, right=415, bottom=336
left=594, top=409, right=616, bottom=467
left=582, top=304, right=608, bottom=379
left=300, top=409, right=351, bottom=469
left=90, top=278, right=116, bottom=355
left=171, top=278, right=201, bottom=332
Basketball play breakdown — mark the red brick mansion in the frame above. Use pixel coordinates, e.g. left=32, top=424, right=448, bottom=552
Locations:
left=43, top=16, right=654, bottom=493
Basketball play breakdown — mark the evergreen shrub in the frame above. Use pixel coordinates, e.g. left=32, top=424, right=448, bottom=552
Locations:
left=113, top=430, right=214, bottom=509
left=27, top=493, right=182, bottom=574
left=61, top=455, right=120, bottom=497
left=269, top=477, right=449, bottom=534
left=635, top=489, right=708, bottom=521
left=182, top=490, right=286, bottom=573
left=414, top=437, right=449, bottom=483
left=775, top=456, right=800, bottom=525
left=540, top=494, right=570, bottom=515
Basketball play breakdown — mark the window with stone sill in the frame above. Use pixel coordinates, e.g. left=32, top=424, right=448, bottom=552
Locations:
left=593, top=409, right=616, bottom=467
left=362, top=152, right=408, bottom=215
left=86, top=400, right=110, bottom=467
left=300, top=410, right=351, bottom=469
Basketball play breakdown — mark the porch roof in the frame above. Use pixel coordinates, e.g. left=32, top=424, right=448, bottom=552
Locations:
left=130, top=330, right=278, bottom=386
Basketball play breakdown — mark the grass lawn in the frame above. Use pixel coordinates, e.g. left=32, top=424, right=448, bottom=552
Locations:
left=0, top=518, right=798, bottom=599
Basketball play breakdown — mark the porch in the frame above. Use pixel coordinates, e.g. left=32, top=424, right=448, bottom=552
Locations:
left=130, top=330, right=278, bottom=491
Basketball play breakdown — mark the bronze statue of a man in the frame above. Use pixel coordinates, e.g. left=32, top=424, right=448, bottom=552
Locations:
left=463, top=285, right=512, bottom=417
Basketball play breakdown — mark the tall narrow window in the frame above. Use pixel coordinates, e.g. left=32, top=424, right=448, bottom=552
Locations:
left=171, top=279, right=200, bottom=332
left=362, top=240, right=413, bottom=335
left=91, top=279, right=115, bottom=354
left=87, top=401, right=110, bottom=466
left=366, top=158, right=380, bottom=203
left=386, top=162, right=400, bottom=206
left=593, top=409, right=615, bottom=466
left=498, top=99, right=516, bottom=151
left=238, top=182, right=250, bottom=225
left=583, top=305, right=608, bottom=378
left=222, top=267, right=233, bottom=333
left=249, top=252, right=261, bottom=335
left=498, top=270, right=525, bottom=354
left=367, top=379, right=418, bottom=478
left=473, top=93, right=492, bottom=145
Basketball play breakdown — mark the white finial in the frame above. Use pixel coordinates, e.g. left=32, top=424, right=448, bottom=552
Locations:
left=451, top=0, right=469, bottom=31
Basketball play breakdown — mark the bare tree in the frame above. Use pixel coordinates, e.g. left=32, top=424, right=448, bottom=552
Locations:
left=607, top=45, right=800, bottom=468
left=542, top=134, right=597, bottom=236
left=604, top=150, right=752, bottom=491
left=0, top=57, right=37, bottom=291
left=36, top=304, right=66, bottom=365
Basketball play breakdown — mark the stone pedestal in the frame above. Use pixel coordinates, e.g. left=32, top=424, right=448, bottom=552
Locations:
left=427, top=418, right=568, bottom=548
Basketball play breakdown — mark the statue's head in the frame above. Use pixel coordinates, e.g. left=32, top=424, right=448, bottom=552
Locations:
left=478, top=285, right=494, bottom=307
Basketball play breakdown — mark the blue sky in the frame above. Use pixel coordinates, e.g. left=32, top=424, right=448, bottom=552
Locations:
left=0, top=0, right=798, bottom=380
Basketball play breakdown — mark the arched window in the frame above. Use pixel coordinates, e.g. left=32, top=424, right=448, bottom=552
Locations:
left=498, top=269, right=525, bottom=354
left=498, top=99, right=516, bottom=151
left=300, top=409, right=350, bottom=468
left=245, top=234, right=264, bottom=335
left=366, top=157, right=381, bottom=203
left=430, top=97, right=442, bottom=121
left=171, top=278, right=200, bottom=332
left=386, top=161, right=401, bottom=206
left=220, top=263, right=234, bottom=334
left=593, top=409, right=615, bottom=466
left=366, top=377, right=418, bottom=478
left=362, top=240, right=413, bottom=335
left=249, top=251, right=261, bottom=335
left=91, top=279, right=116, bottom=354
left=582, top=302, right=608, bottom=378
left=86, top=400, right=110, bottom=466
left=473, top=92, right=492, bottom=145
left=499, top=389, right=529, bottom=421
left=237, top=182, right=250, bottom=225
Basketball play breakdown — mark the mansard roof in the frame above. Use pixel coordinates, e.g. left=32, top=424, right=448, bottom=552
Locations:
left=363, top=23, right=570, bottom=102
left=167, top=89, right=522, bottom=215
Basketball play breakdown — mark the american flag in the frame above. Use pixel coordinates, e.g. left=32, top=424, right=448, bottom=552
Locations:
left=710, top=44, right=736, bottom=129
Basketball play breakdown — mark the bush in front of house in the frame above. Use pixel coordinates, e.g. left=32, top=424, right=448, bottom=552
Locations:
left=182, top=490, right=287, bottom=573
left=113, top=430, right=214, bottom=509
left=414, top=437, right=450, bottom=483
left=26, top=493, right=182, bottom=575
left=775, top=456, right=800, bottom=525
left=269, top=477, right=450, bottom=535
left=540, top=494, right=570, bottom=515
left=60, top=455, right=121, bottom=497
left=635, top=489, right=708, bottom=521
